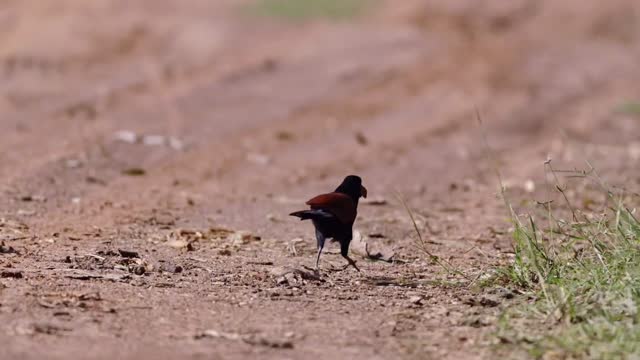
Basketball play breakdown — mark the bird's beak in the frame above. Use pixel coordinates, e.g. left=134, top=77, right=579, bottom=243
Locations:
left=361, top=185, right=368, bottom=198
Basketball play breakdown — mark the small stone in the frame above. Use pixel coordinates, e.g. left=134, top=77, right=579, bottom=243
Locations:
left=409, top=296, right=423, bottom=305
left=132, top=265, right=146, bottom=275
left=17, top=209, right=35, bottom=216
left=20, top=195, right=46, bottom=202
left=114, top=130, right=139, bottom=144
left=65, top=159, right=83, bottom=168
left=355, top=131, right=368, bottom=145
left=122, top=168, right=146, bottom=176
left=524, top=180, right=535, bottom=193
left=142, top=135, right=166, bottom=146
left=168, top=137, right=185, bottom=151
left=231, top=231, right=257, bottom=246
left=461, top=316, right=493, bottom=328
left=494, top=287, right=516, bottom=299
left=479, top=297, right=500, bottom=307
left=0, top=242, right=17, bottom=254
left=159, top=263, right=183, bottom=274
left=118, top=249, right=140, bottom=258
left=167, top=240, right=188, bottom=249
left=1, top=270, right=23, bottom=279
left=275, top=131, right=294, bottom=141
left=246, top=153, right=271, bottom=165
left=362, top=198, right=387, bottom=206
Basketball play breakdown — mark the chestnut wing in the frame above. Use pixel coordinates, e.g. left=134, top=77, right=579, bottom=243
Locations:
left=306, top=192, right=357, bottom=225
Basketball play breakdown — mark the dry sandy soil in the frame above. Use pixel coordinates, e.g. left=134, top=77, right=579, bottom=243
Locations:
left=1, top=1, right=640, bottom=359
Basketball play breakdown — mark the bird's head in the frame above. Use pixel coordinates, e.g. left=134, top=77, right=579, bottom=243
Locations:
left=335, top=175, right=367, bottom=202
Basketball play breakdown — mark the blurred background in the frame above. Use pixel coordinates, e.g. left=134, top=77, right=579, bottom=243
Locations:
left=2, top=0, right=640, bottom=194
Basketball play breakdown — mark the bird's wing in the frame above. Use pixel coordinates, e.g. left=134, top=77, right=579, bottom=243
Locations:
left=306, top=192, right=356, bottom=225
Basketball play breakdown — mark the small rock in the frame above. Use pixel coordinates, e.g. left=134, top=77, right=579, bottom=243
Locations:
left=159, top=263, right=183, bottom=274
left=355, top=131, right=368, bottom=145
left=461, top=315, right=494, bottom=328
left=86, top=176, right=106, bottom=185
left=629, top=142, right=640, bottom=160
left=122, top=168, right=146, bottom=176
left=16, top=209, right=35, bottom=216
left=480, top=296, right=500, bottom=307
left=275, top=131, right=294, bottom=141
left=351, top=230, right=394, bottom=262
left=464, top=296, right=501, bottom=307
left=494, top=287, right=516, bottom=299
left=20, top=195, right=46, bottom=202
left=32, top=322, right=71, bottom=335
left=168, top=137, right=185, bottom=151
left=209, top=227, right=234, bottom=239
left=167, top=240, right=189, bottom=249
left=231, top=231, right=259, bottom=246
left=0, top=242, right=17, bottom=254
left=142, top=135, right=166, bottom=146
left=118, top=249, right=139, bottom=258
left=246, top=153, right=271, bottom=166
left=132, top=265, right=146, bottom=276
left=1, top=270, right=23, bottom=279
left=409, top=296, right=423, bottom=305
left=362, top=198, right=387, bottom=206
left=65, top=159, right=83, bottom=169
left=114, top=130, right=139, bottom=144
left=524, top=180, right=535, bottom=193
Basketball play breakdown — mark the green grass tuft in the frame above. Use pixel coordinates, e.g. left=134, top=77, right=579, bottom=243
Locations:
left=248, top=0, right=373, bottom=21
left=496, top=164, right=640, bottom=358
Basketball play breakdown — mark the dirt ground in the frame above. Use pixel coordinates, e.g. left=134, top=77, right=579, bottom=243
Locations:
left=1, top=1, right=640, bottom=359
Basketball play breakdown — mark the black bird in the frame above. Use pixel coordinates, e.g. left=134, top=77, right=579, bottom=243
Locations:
left=289, top=175, right=367, bottom=271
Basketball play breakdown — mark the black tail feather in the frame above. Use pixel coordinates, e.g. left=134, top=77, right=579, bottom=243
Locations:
left=289, top=210, right=312, bottom=220
left=289, top=209, right=334, bottom=221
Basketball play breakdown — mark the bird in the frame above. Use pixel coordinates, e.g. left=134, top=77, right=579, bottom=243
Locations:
left=289, top=175, right=367, bottom=271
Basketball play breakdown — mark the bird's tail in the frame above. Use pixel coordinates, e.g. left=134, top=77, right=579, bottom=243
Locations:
left=289, top=210, right=315, bottom=220
left=289, top=209, right=333, bottom=221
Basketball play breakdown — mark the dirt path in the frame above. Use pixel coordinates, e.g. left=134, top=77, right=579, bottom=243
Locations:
left=1, top=1, right=640, bottom=359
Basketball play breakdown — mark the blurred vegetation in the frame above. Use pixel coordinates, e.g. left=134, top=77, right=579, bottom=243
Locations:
left=248, top=0, right=373, bottom=20
left=494, top=164, right=640, bottom=358
left=616, top=102, right=640, bottom=116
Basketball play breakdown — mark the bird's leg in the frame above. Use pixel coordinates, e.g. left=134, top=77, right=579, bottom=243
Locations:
left=314, top=227, right=326, bottom=272
left=315, top=247, right=323, bottom=271
left=338, top=236, right=360, bottom=272
left=341, top=254, right=360, bottom=272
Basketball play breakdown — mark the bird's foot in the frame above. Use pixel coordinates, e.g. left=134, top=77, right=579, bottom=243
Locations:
left=342, top=255, right=361, bottom=272
left=338, top=260, right=360, bottom=272
left=302, top=265, right=320, bottom=274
